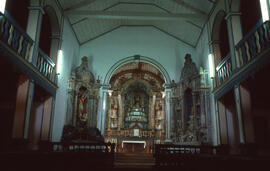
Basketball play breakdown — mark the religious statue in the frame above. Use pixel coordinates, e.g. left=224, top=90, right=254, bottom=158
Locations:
left=77, top=88, right=88, bottom=128
left=155, top=101, right=164, bottom=130
left=155, top=120, right=162, bottom=130
left=111, top=102, right=118, bottom=118
left=134, top=95, right=141, bottom=109
left=111, top=118, right=118, bottom=129
left=110, top=101, right=118, bottom=129
left=156, top=102, right=163, bottom=119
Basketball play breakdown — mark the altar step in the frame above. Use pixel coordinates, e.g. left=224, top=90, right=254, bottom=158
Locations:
left=114, top=153, right=155, bottom=169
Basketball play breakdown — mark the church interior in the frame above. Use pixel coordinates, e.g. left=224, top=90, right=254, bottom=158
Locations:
left=0, top=0, right=270, bottom=170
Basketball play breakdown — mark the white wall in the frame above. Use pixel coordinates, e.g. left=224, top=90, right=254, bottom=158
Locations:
left=52, top=18, right=80, bottom=141
left=79, top=26, right=199, bottom=83
left=195, top=27, right=210, bottom=70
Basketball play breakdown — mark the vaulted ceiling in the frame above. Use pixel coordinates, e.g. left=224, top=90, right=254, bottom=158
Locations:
left=57, top=0, right=217, bottom=47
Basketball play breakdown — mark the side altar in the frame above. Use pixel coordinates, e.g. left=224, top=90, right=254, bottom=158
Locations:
left=61, top=56, right=102, bottom=142
left=171, top=54, right=212, bottom=145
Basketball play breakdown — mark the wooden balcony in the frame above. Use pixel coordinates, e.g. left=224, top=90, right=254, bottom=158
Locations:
left=213, top=20, right=270, bottom=97
left=0, top=12, right=57, bottom=95
left=215, top=53, right=233, bottom=88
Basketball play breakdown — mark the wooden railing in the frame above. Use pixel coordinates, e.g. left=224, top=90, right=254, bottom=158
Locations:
left=155, top=144, right=218, bottom=156
left=0, top=12, right=56, bottom=84
left=48, top=142, right=115, bottom=153
left=153, top=144, right=267, bottom=170
left=215, top=20, right=270, bottom=89
left=215, top=53, right=233, bottom=87
left=37, top=49, right=56, bottom=82
left=235, top=20, right=270, bottom=68
left=0, top=12, right=34, bottom=62
left=2, top=141, right=116, bottom=170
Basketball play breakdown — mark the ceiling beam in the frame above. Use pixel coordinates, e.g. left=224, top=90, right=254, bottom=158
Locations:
left=172, top=0, right=208, bottom=16
left=65, top=10, right=207, bottom=21
left=64, top=0, right=96, bottom=12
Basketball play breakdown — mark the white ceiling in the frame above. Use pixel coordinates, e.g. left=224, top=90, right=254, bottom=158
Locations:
left=57, top=0, right=216, bottom=47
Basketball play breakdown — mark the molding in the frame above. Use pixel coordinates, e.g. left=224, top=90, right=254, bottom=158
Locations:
left=164, top=83, right=172, bottom=89
left=208, top=40, right=222, bottom=45
left=225, top=12, right=241, bottom=20
left=50, top=34, right=62, bottom=40
left=103, top=2, right=171, bottom=14
left=173, top=0, right=208, bottom=16
left=65, top=10, right=206, bottom=21
left=28, top=6, right=45, bottom=15
left=64, top=0, right=96, bottom=12
left=101, top=84, right=111, bottom=91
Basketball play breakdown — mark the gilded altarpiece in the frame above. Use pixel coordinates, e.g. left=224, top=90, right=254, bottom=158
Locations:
left=171, top=54, right=211, bottom=144
left=105, top=62, right=166, bottom=152
left=62, top=57, right=101, bottom=142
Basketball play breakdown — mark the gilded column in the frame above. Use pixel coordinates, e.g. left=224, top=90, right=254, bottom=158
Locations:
left=164, top=84, right=172, bottom=143
left=72, top=92, right=78, bottom=126
left=117, top=94, right=122, bottom=131
left=151, top=95, right=156, bottom=130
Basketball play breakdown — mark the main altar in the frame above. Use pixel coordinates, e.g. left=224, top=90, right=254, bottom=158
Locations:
left=104, top=62, right=166, bottom=153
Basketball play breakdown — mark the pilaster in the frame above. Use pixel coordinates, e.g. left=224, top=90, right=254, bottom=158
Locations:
left=225, top=12, right=242, bottom=69
left=234, top=84, right=245, bottom=143
left=97, top=84, right=110, bottom=135
left=26, top=6, right=44, bottom=63
left=23, top=79, right=35, bottom=139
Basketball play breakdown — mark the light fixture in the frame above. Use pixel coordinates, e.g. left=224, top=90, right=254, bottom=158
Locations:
left=260, top=0, right=269, bottom=22
left=0, top=0, right=6, bottom=14
left=208, top=54, right=215, bottom=78
left=57, top=50, right=63, bottom=75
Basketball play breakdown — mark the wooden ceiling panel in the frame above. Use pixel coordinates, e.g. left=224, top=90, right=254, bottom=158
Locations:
left=58, top=0, right=217, bottom=46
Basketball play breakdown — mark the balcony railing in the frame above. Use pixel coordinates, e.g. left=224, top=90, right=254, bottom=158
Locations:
left=0, top=12, right=56, bottom=84
left=37, top=49, right=56, bottom=82
left=0, top=12, right=34, bottom=62
left=235, top=20, right=270, bottom=68
left=215, top=53, right=233, bottom=87
left=215, top=20, right=270, bottom=89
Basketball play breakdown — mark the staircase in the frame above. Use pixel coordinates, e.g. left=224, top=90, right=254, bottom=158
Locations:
left=114, top=153, right=155, bottom=169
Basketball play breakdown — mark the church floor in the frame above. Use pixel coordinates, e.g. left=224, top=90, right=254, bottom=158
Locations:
left=1, top=151, right=269, bottom=171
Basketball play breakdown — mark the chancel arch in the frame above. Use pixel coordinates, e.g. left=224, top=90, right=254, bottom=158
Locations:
left=104, top=55, right=171, bottom=85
